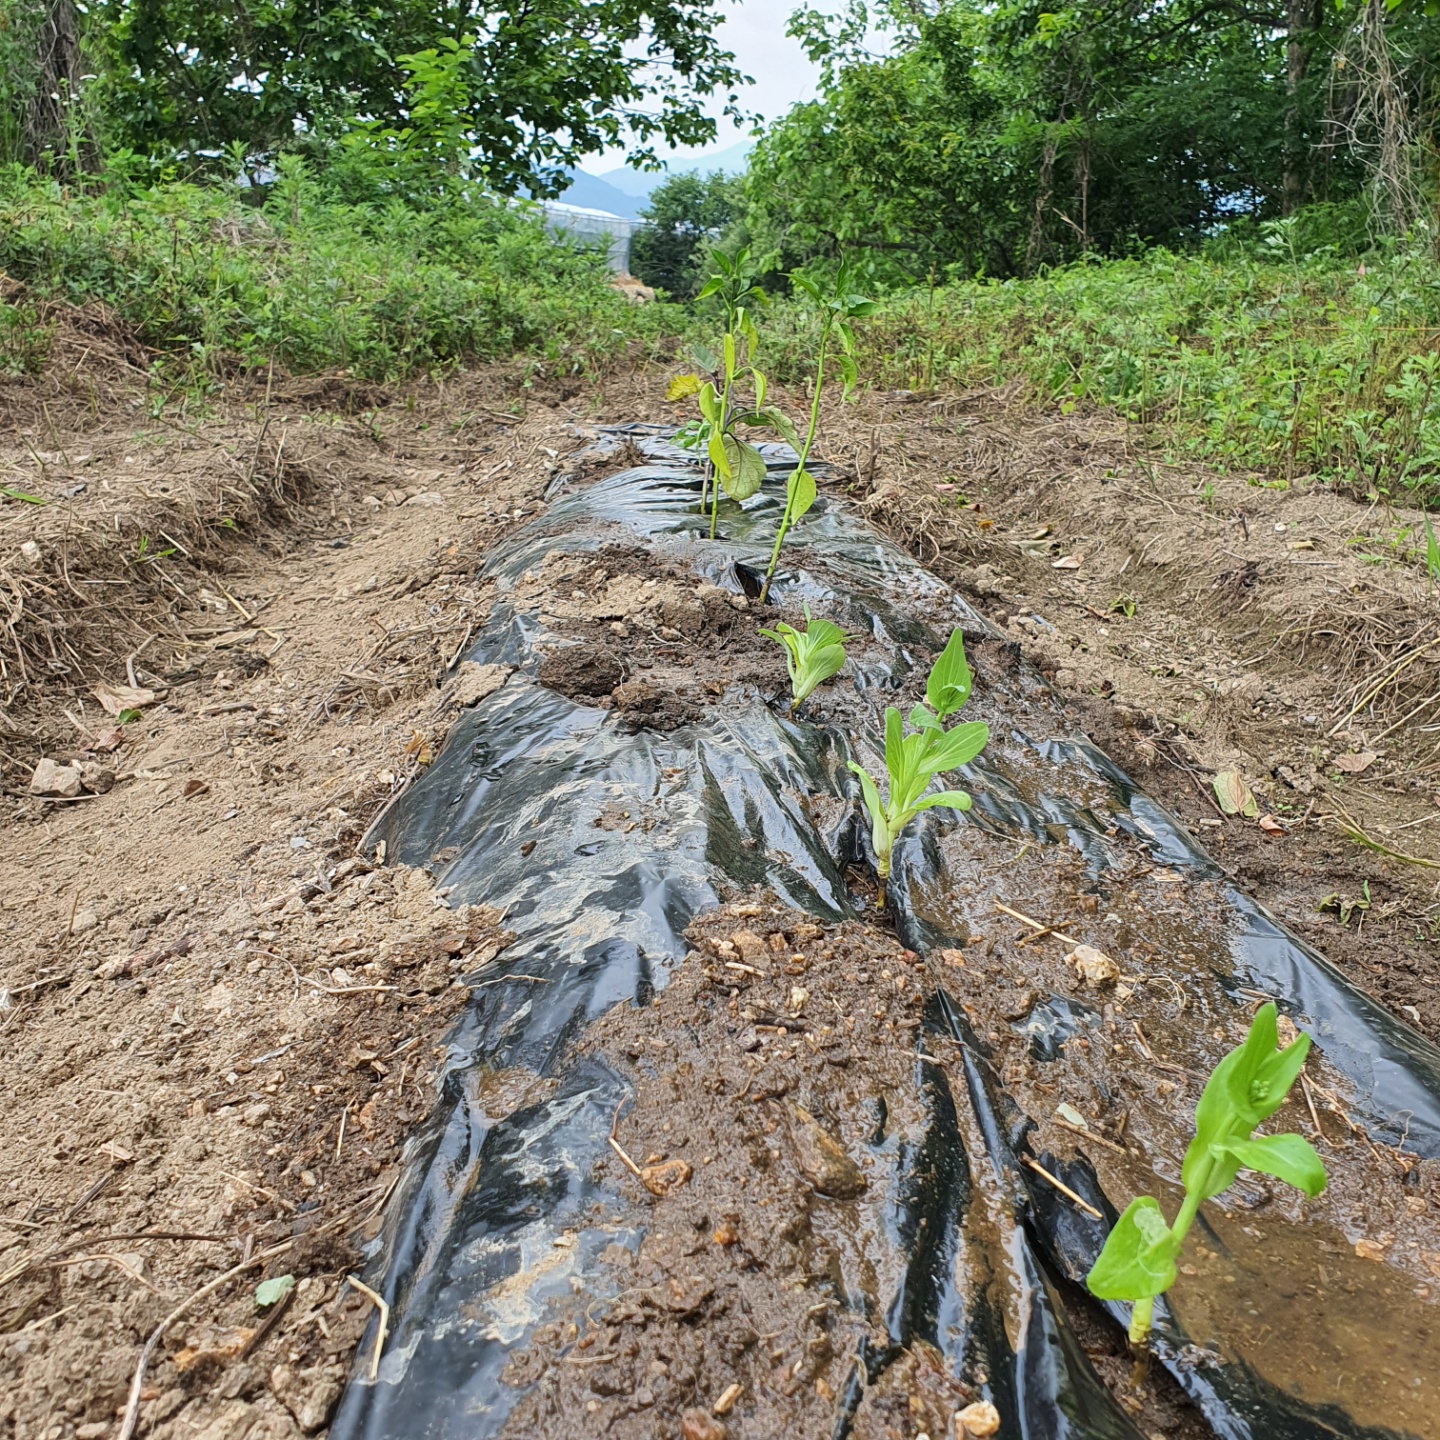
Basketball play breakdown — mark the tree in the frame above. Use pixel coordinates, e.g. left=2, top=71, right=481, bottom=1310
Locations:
left=89, top=0, right=746, bottom=194
left=742, top=0, right=1371, bottom=285
left=0, top=0, right=96, bottom=173
left=630, top=169, right=745, bottom=296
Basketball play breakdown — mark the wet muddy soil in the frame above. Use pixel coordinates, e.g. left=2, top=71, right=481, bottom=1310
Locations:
left=495, top=900, right=1208, bottom=1440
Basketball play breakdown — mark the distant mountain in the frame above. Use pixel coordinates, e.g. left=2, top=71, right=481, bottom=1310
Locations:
left=552, top=140, right=755, bottom=217
left=547, top=170, right=646, bottom=220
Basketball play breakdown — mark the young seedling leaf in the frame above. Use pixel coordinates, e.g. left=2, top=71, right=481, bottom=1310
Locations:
left=758, top=607, right=847, bottom=709
left=1086, top=1197, right=1177, bottom=1301
left=846, top=761, right=889, bottom=861
left=720, top=437, right=766, bottom=500
left=884, top=706, right=904, bottom=782
left=1217, top=1133, right=1327, bottom=1197
left=698, top=382, right=719, bottom=424
left=787, top=466, right=817, bottom=521
left=1426, top=511, right=1440, bottom=589
left=912, top=789, right=973, bottom=813
left=255, top=1274, right=295, bottom=1309
left=707, top=427, right=732, bottom=479
left=923, top=720, right=990, bottom=772
left=908, top=703, right=943, bottom=735
left=927, top=629, right=974, bottom=719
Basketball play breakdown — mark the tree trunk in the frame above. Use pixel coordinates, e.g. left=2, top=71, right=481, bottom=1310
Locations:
left=23, top=0, right=95, bottom=175
left=1025, top=130, right=1058, bottom=276
left=1282, top=0, right=1310, bottom=214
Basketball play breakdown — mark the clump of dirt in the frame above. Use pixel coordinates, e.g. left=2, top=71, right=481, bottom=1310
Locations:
left=537, top=644, right=625, bottom=698
left=612, top=677, right=703, bottom=730
left=494, top=899, right=1205, bottom=1440
left=522, top=545, right=791, bottom=725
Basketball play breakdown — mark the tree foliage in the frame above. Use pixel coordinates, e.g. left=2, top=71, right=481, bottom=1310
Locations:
left=88, top=0, right=746, bottom=195
left=630, top=169, right=745, bottom=297
left=741, top=0, right=1404, bottom=285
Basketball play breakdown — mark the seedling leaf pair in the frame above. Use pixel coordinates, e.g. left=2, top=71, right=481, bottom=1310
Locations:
left=759, top=605, right=847, bottom=711
left=1086, top=1002, right=1326, bottom=1345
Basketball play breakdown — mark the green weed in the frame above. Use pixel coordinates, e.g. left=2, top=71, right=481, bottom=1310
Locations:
left=0, top=164, right=671, bottom=382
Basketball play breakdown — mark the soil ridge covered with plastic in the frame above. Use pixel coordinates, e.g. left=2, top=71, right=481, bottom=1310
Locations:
left=332, top=431, right=1440, bottom=1440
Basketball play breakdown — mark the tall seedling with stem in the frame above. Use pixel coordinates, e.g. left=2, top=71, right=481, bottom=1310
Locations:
left=759, top=265, right=876, bottom=601
left=847, top=628, right=988, bottom=908
left=1087, top=1002, right=1325, bottom=1356
left=671, top=248, right=771, bottom=538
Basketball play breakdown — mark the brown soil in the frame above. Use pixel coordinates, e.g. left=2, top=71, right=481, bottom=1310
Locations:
left=6, top=303, right=1440, bottom=1440
left=522, top=544, right=790, bottom=725
left=0, top=310, right=612, bottom=1440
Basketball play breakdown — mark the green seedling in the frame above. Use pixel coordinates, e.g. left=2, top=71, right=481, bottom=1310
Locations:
left=847, top=628, right=989, bottom=908
left=759, top=264, right=876, bottom=601
left=1087, top=1002, right=1326, bottom=1350
left=1318, top=880, right=1371, bottom=926
left=669, top=248, right=771, bottom=539
left=759, top=604, right=847, bottom=712
left=668, top=254, right=873, bottom=585
left=1425, top=511, right=1440, bottom=591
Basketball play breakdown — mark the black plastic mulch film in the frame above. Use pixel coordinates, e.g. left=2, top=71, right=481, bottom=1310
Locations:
left=329, top=429, right=1439, bottom=1440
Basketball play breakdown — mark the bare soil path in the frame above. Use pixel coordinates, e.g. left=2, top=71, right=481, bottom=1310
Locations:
left=0, top=338, right=627, bottom=1440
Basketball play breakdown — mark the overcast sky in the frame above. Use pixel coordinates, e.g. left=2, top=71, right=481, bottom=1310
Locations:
left=579, top=1, right=878, bottom=173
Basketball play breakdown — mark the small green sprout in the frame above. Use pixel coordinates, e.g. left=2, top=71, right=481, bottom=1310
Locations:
left=846, top=628, right=989, bottom=908
left=1087, top=1002, right=1326, bottom=1349
left=1424, top=510, right=1440, bottom=591
left=759, top=605, right=847, bottom=713
left=254, top=1274, right=295, bottom=1308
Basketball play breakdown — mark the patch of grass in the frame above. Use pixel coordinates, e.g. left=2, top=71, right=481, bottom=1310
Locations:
left=760, top=246, right=1440, bottom=502
left=0, top=163, right=673, bottom=381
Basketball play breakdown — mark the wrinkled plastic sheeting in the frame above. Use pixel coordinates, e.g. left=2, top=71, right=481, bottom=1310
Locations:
left=331, top=428, right=1440, bottom=1440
